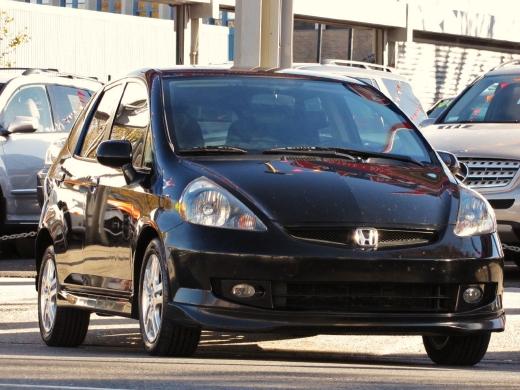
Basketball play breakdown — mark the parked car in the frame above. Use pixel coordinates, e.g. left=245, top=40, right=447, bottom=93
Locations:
left=36, top=67, right=504, bottom=366
left=0, top=68, right=101, bottom=253
left=427, top=97, right=453, bottom=119
left=422, top=61, right=520, bottom=266
left=294, top=60, right=427, bottom=125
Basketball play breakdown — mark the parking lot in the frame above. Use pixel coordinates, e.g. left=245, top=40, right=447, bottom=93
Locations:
left=1, top=256, right=519, bottom=389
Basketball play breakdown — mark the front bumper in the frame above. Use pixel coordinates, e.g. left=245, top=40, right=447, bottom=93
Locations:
left=163, top=224, right=505, bottom=335
left=168, top=293, right=505, bottom=335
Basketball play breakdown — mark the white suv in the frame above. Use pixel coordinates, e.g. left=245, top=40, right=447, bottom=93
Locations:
left=0, top=68, right=101, bottom=252
left=294, top=60, right=427, bottom=126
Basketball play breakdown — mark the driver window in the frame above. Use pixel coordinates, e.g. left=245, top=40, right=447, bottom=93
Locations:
left=1, top=85, right=53, bottom=132
left=110, top=82, right=150, bottom=168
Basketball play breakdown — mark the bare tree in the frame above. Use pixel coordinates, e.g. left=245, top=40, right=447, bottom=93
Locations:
left=0, top=11, right=30, bottom=67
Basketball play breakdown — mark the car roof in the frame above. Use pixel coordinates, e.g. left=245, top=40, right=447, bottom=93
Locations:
left=125, top=66, right=365, bottom=86
left=0, top=68, right=102, bottom=90
left=485, top=65, right=520, bottom=77
left=293, top=63, right=410, bottom=82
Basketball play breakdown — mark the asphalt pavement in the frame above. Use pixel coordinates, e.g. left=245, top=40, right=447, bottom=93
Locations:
left=1, top=255, right=519, bottom=389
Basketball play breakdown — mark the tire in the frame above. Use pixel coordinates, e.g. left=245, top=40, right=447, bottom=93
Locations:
left=138, top=238, right=201, bottom=356
left=423, top=333, right=491, bottom=366
left=38, top=246, right=90, bottom=347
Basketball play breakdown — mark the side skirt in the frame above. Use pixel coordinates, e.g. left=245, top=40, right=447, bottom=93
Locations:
left=58, top=289, right=133, bottom=317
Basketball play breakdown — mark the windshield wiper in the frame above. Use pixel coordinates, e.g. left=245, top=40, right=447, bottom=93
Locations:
left=263, top=146, right=359, bottom=161
left=333, top=148, right=426, bottom=167
left=178, top=145, right=248, bottom=155
left=263, top=146, right=425, bottom=167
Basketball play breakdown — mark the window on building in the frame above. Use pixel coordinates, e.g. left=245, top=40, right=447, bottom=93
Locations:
left=294, top=20, right=319, bottom=63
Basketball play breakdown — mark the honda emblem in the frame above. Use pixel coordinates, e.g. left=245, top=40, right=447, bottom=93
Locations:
left=354, top=228, right=379, bottom=249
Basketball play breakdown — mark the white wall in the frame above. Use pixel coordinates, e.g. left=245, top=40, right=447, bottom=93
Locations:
left=396, top=41, right=520, bottom=108
left=198, top=24, right=230, bottom=65
left=0, top=1, right=176, bottom=82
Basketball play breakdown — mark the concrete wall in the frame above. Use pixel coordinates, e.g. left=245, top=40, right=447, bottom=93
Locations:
left=198, top=24, right=230, bottom=65
left=0, top=1, right=176, bottom=82
left=396, top=41, right=520, bottom=108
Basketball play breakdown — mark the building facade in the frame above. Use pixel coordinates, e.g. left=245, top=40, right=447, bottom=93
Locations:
left=5, top=0, right=520, bottom=106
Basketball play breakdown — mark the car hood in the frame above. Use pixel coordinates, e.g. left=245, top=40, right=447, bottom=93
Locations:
left=184, top=157, right=454, bottom=228
left=422, top=123, right=520, bottom=159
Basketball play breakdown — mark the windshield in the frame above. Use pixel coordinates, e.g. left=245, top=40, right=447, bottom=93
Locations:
left=442, top=75, right=520, bottom=123
left=428, top=98, right=453, bottom=118
left=381, top=78, right=427, bottom=124
left=162, top=76, right=432, bottom=163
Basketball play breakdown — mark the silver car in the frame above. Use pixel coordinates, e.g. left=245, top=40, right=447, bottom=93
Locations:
left=422, top=61, right=520, bottom=266
left=0, top=69, right=101, bottom=250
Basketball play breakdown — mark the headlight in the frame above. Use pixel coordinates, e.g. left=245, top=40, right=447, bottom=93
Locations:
left=454, top=187, right=496, bottom=237
left=179, top=177, right=267, bottom=231
left=45, top=138, right=66, bottom=165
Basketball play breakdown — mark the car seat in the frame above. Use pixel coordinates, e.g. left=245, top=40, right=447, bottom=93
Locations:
left=173, top=112, right=204, bottom=149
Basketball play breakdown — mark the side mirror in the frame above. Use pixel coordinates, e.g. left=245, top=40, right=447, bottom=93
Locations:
left=7, top=116, right=38, bottom=134
left=437, top=150, right=468, bottom=181
left=419, top=118, right=436, bottom=128
left=97, top=140, right=132, bottom=168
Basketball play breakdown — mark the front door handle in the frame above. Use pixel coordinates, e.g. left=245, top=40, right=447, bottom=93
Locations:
left=88, top=177, right=100, bottom=193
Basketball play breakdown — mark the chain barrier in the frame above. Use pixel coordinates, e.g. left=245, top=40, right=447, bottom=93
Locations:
left=0, top=231, right=37, bottom=241
left=502, top=243, right=520, bottom=253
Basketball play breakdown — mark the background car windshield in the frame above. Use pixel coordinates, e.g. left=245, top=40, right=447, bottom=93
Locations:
left=163, top=76, right=432, bottom=163
left=442, top=75, right=520, bottom=123
left=381, top=78, right=427, bottom=124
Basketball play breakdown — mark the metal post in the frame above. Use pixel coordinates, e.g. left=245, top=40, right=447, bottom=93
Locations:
left=348, top=27, right=354, bottom=60
left=316, top=24, right=323, bottom=63
left=279, top=0, right=293, bottom=68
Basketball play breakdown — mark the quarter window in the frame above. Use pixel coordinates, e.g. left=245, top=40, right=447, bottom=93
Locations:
left=79, top=84, right=123, bottom=159
left=110, top=82, right=150, bottom=167
left=1, top=85, right=53, bottom=132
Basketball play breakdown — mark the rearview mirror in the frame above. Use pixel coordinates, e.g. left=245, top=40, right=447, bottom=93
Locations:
left=437, top=150, right=468, bottom=181
left=97, top=140, right=132, bottom=168
left=7, top=116, right=38, bottom=134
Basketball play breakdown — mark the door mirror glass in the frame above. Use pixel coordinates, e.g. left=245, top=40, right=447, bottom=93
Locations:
left=437, top=150, right=468, bottom=181
left=7, top=116, right=38, bottom=134
left=96, top=140, right=132, bottom=168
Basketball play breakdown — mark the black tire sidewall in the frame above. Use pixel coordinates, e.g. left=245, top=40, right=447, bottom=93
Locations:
left=37, top=246, right=57, bottom=342
left=138, top=239, right=170, bottom=352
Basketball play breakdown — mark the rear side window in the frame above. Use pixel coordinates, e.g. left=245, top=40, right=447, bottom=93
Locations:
left=79, top=84, right=123, bottom=159
left=110, top=82, right=150, bottom=167
left=381, top=78, right=427, bottom=124
left=1, top=85, right=53, bottom=132
left=48, top=85, right=92, bottom=133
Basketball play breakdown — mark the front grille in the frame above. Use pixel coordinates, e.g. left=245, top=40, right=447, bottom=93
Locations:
left=272, top=282, right=458, bottom=313
left=458, top=158, right=520, bottom=188
left=287, top=228, right=435, bottom=248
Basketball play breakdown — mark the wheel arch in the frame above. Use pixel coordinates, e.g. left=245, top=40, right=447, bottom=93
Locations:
left=131, top=225, right=161, bottom=318
left=35, top=228, right=53, bottom=291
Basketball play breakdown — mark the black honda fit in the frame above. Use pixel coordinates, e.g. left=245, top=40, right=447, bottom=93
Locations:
left=36, top=68, right=504, bottom=365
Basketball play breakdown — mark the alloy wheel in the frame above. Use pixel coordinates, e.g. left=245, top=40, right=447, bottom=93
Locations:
left=141, top=254, right=163, bottom=343
left=40, top=259, right=57, bottom=335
